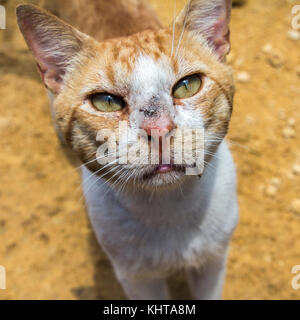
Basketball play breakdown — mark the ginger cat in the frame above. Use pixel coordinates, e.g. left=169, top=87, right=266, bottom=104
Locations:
left=16, top=0, right=238, bottom=300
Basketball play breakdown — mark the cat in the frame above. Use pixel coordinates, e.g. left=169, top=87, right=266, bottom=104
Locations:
left=16, top=0, right=238, bottom=300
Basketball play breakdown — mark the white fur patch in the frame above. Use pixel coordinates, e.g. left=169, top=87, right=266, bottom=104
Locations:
left=129, top=55, right=175, bottom=108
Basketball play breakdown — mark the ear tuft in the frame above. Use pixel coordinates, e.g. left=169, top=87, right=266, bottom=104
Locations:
left=16, top=4, right=85, bottom=93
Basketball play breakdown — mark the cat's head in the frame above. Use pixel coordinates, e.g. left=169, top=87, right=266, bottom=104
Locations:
left=16, top=0, right=234, bottom=191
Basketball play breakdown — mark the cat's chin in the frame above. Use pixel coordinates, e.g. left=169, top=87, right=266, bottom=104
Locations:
left=127, top=164, right=199, bottom=191
left=95, top=164, right=201, bottom=192
left=140, top=173, right=190, bottom=191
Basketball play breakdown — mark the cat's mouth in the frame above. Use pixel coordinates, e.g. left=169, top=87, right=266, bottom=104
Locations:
left=142, top=164, right=191, bottom=180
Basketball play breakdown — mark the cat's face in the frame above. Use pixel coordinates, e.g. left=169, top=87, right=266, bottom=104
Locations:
left=17, top=0, right=234, bottom=190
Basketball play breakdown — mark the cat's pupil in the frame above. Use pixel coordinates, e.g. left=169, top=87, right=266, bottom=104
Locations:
left=183, top=79, right=189, bottom=90
left=106, top=95, right=113, bottom=104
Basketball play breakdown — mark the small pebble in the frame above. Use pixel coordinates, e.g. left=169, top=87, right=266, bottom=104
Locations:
left=270, top=177, right=281, bottom=186
left=291, top=199, right=300, bottom=215
left=282, top=127, right=295, bottom=139
left=236, top=71, right=250, bottom=83
left=0, top=117, right=11, bottom=131
left=288, top=30, right=300, bottom=41
left=288, top=118, right=296, bottom=128
left=261, top=43, right=273, bottom=54
left=286, top=167, right=297, bottom=179
left=292, top=164, right=300, bottom=176
left=235, top=57, right=244, bottom=67
left=267, top=53, right=284, bottom=68
left=245, top=115, right=256, bottom=125
left=265, top=185, right=278, bottom=198
left=261, top=44, right=284, bottom=68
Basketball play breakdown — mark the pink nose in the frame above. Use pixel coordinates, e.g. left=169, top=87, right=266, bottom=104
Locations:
left=140, top=116, right=175, bottom=137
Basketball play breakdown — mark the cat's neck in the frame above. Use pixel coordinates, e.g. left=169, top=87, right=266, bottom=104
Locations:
left=114, top=176, right=202, bottom=215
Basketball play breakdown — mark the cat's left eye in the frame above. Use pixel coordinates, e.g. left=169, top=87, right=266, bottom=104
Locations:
left=173, top=74, right=202, bottom=99
left=90, top=93, right=125, bottom=112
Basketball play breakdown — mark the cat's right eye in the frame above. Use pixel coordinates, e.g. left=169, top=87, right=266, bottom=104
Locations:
left=172, top=74, right=202, bottom=100
left=90, top=93, right=125, bottom=112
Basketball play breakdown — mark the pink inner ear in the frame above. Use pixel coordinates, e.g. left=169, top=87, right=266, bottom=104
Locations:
left=209, top=13, right=231, bottom=59
left=17, top=5, right=83, bottom=94
left=37, top=63, right=64, bottom=93
left=181, top=0, right=232, bottom=60
left=25, top=32, right=66, bottom=94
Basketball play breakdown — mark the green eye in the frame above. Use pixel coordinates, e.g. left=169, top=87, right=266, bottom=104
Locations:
left=90, top=93, right=125, bottom=112
left=173, top=74, right=202, bottom=99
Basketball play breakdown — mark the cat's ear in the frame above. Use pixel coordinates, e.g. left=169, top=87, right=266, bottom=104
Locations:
left=176, top=0, right=232, bottom=60
left=16, top=4, right=89, bottom=94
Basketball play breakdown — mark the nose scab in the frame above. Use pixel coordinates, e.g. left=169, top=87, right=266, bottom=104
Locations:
left=139, top=106, right=158, bottom=118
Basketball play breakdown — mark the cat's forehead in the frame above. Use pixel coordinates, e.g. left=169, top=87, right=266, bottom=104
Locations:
left=83, top=30, right=212, bottom=94
left=81, top=30, right=173, bottom=93
left=97, top=28, right=213, bottom=72
left=108, top=29, right=171, bottom=64
left=77, top=28, right=231, bottom=102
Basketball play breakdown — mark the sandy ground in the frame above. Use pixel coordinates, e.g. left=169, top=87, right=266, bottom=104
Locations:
left=0, top=0, right=300, bottom=300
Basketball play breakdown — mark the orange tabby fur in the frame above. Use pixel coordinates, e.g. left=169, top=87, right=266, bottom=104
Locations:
left=16, top=0, right=238, bottom=300
left=17, top=0, right=234, bottom=182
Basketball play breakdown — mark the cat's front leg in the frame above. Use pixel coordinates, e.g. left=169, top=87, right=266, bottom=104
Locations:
left=185, top=250, right=229, bottom=300
left=115, top=273, right=170, bottom=300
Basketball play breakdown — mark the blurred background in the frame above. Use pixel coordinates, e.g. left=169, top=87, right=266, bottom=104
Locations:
left=0, top=0, right=299, bottom=299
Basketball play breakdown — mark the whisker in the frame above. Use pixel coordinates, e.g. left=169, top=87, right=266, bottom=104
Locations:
left=114, top=169, right=134, bottom=196
left=78, top=162, right=120, bottom=205
left=226, top=139, right=253, bottom=153
left=76, top=151, right=118, bottom=170
left=204, top=151, right=222, bottom=161
left=203, top=160, right=216, bottom=179
left=102, top=166, right=128, bottom=196
left=171, top=0, right=177, bottom=57
left=119, top=167, right=139, bottom=192
left=74, top=158, right=119, bottom=196
left=175, top=0, right=191, bottom=57
left=84, top=165, right=123, bottom=199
